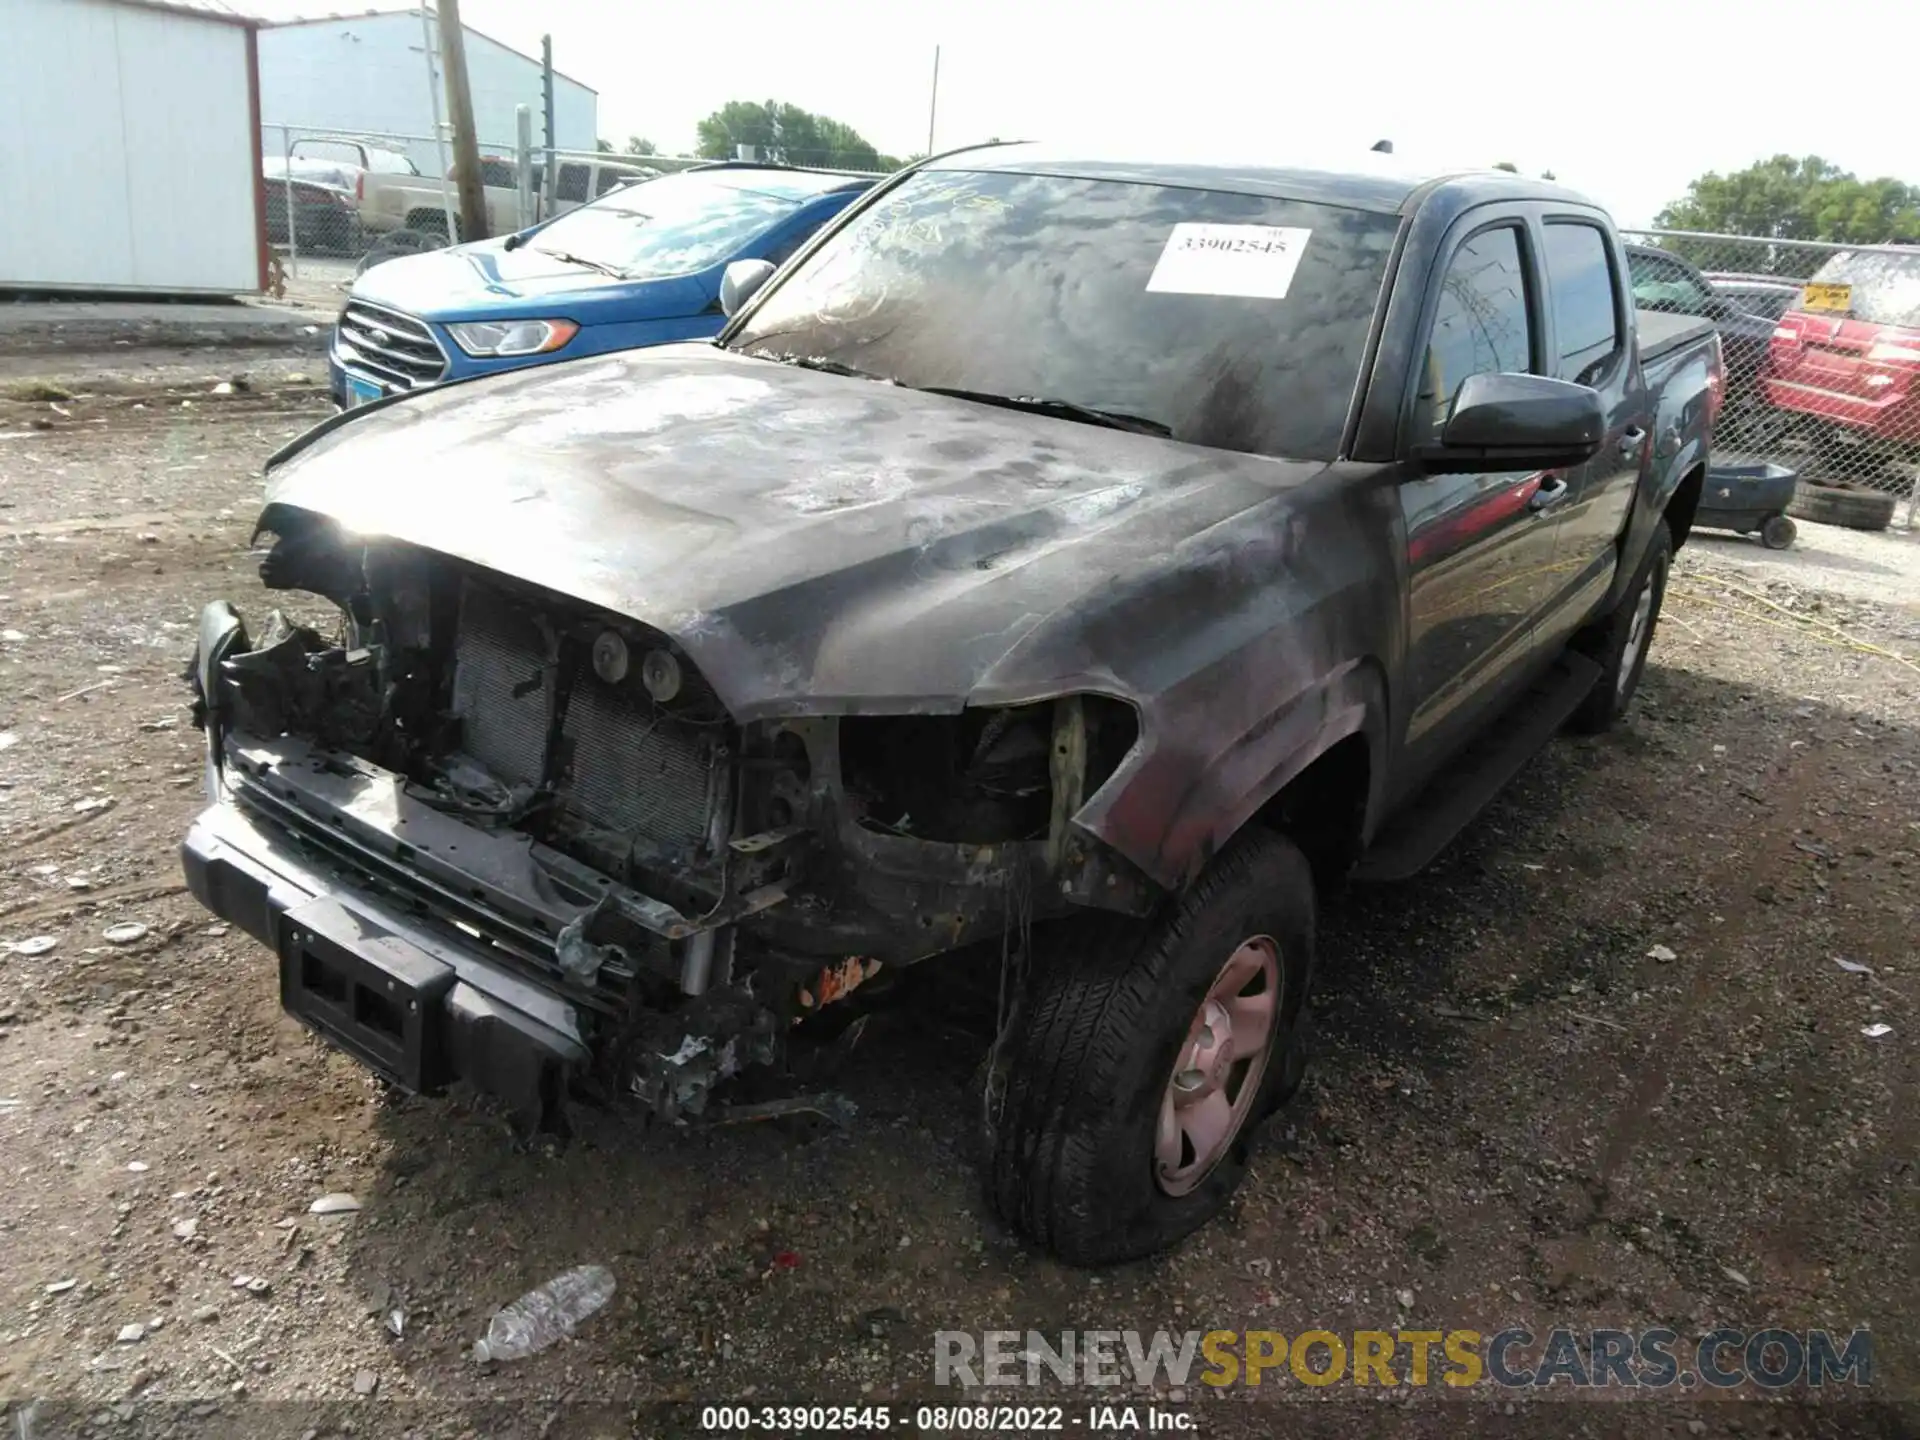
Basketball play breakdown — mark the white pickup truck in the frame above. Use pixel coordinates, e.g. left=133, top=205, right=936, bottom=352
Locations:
left=272, top=138, right=429, bottom=239
left=278, top=137, right=655, bottom=245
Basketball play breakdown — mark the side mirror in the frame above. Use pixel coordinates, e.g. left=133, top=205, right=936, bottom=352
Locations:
left=719, top=258, right=776, bottom=318
left=1415, top=372, right=1605, bottom=474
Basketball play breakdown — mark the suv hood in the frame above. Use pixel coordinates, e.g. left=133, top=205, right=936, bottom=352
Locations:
left=263, top=346, right=1330, bottom=719
left=351, top=241, right=712, bottom=324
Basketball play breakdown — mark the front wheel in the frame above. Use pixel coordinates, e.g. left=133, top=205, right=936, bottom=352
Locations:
left=982, top=830, right=1315, bottom=1265
left=1567, top=521, right=1672, bottom=734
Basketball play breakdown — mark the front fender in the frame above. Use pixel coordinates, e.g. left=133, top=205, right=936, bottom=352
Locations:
left=1077, top=655, right=1389, bottom=891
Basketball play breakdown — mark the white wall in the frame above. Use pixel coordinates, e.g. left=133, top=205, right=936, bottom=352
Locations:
left=258, top=11, right=596, bottom=176
left=0, top=0, right=261, bottom=293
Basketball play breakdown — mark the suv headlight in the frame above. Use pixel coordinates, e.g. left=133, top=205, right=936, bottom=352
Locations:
left=445, top=318, right=579, bottom=357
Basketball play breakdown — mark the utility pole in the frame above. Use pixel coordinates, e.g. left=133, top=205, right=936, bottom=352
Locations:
left=540, top=35, right=557, bottom=221
left=435, top=0, right=489, bottom=241
left=926, top=45, right=940, bottom=157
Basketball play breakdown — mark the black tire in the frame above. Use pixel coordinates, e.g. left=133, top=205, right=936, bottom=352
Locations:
left=1760, top=514, right=1797, bottom=550
left=982, top=829, right=1315, bottom=1266
left=402, top=210, right=453, bottom=242
left=1786, top=482, right=1897, bottom=532
left=356, top=228, right=441, bottom=277
left=1568, top=521, right=1672, bottom=735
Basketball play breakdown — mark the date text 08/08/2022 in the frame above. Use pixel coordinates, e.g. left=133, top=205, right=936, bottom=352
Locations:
left=698, top=1404, right=1194, bottom=1433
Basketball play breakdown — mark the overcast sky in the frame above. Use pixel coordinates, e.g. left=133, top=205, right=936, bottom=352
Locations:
left=247, top=0, right=1915, bottom=227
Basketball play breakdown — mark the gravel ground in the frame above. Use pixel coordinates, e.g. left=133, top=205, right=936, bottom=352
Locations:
left=1692, top=523, right=1920, bottom=612
left=1, top=365, right=1917, bottom=1440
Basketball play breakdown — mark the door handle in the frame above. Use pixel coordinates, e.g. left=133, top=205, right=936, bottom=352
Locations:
left=1619, top=426, right=1648, bottom=460
left=1528, top=475, right=1570, bottom=513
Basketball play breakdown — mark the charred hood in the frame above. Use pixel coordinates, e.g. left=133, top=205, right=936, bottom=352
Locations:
left=261, top=346, right=1332, bottom=720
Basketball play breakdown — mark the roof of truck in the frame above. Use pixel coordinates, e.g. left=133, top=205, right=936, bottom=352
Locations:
left=931, top=142, right=1597, bottom=217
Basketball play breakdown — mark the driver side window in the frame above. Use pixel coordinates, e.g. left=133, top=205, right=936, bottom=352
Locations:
left=1415, top=226, right=1535, bottom=441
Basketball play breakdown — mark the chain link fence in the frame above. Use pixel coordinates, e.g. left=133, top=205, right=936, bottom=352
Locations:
left=262, top=123, right=715, bottom=268
left=261, top=122, right=891, bottom=274
left=1621, top=229, right=1920, bottom=532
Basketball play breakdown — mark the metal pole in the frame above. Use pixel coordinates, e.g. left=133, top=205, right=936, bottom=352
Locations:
left=541, top=35, right=557, bottom=221
left=515, top=105, right=534, bottom=232
left=926, top=45, right=940, bottom=157
left=417, top=4, right=457, bottom=242
left=281, top=125, right=299, bottom=279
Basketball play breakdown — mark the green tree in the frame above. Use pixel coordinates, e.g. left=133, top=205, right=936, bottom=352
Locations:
left=624, top=136, right=658, bottom=157
left=595, top=138, right=613, bottom=153
left=1492, top=160, right=1518, bottom=173
left=1656, top=154, right=1920, bottom=245
left=695, top=100, right=903, bottom=171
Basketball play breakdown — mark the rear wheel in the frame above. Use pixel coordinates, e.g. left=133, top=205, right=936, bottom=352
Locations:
left=402, top=210, right=453, bottom=243
left=356, top=228, right=442, bottom=276
left=982, top=830, right=1315, bottom=1265
left=1568, top=521, right=1671, bottom=734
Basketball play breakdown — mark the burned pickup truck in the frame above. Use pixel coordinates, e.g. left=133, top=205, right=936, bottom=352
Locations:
left=185, top=145, right=1719, bottom=1264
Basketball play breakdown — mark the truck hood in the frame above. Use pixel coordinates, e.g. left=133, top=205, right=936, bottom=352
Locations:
left=262, top=346, right=1330, bottom=720
left=350, top=242, right=712, bottom=324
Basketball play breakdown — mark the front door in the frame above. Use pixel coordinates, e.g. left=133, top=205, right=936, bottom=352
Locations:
left=1398, top=218, right=1563, bottom=784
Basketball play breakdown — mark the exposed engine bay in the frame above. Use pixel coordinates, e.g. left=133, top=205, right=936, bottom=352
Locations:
left=188, top=509, right=1151, bottom=1129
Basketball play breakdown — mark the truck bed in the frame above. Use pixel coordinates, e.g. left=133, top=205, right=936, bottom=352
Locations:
left=1636, top=309, right=1716, bottom=364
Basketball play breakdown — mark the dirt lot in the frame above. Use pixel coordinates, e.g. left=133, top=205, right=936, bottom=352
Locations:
left=1, top=359, right=1917, bottom=1439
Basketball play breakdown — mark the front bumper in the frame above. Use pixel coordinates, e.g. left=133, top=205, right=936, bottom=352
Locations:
left=183, top=797, right=589, bottom=1122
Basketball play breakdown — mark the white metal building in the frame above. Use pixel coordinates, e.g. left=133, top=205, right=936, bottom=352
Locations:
left=0, top=0, right=267, bottom=294
left=257, top=9, right=597, bottom=175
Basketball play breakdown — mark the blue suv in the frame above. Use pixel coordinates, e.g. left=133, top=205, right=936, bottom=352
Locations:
left=328, top=164, right=876, bottom=406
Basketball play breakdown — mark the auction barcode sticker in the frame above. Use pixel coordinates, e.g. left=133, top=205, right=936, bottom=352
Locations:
left=1146, top=224, right=1312, bottom=299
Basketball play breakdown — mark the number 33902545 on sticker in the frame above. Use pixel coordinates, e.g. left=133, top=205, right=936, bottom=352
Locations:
left=1146, top=223, right=1312, bottom=299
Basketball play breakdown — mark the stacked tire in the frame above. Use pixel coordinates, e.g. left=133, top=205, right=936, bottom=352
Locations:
left=1787, top=482, right=1898, bottom=533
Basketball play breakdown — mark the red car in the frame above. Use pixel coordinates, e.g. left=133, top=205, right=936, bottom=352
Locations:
left=1766, top=247, right=1920, bottom=452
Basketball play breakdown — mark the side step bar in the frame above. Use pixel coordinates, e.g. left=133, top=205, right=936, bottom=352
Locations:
left=1354, top=652, right=1602, bottom=883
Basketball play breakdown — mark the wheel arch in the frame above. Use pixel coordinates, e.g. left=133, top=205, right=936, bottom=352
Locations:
left=1665, top=461, right=1706, bottom=551
left=1250, top=729, right=1375, bottom=888
left=1153, top=656, right=1392, bottom=892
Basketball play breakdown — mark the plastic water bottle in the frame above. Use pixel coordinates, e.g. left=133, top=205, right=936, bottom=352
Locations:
left=470, top=1265, right=616, bottom=1363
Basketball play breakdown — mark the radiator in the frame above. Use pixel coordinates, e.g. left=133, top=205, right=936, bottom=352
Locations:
left=448, top=581, right=718, bottom=848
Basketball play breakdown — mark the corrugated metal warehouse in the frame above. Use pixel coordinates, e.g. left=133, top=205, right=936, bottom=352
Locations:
left=0, top=0, right=267, bottom=295
left=257, top=9, right=597, bottom=176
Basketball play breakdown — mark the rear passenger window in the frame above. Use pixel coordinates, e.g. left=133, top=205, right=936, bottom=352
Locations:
left=557, top=163, right=591, bottom=203
left=1417, top=225, right=1533, bottom=439
left=1543, top=223, right=1622, bottom=384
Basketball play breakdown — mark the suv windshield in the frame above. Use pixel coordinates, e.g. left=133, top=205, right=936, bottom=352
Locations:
left=527, top=171, right=835, bottom=278
left=1807, top=249, right=1920, bottom=329
left=726, top=168, right=1402, bottom=459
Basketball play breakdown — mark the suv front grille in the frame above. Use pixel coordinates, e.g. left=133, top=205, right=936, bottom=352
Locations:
left=336, top=300, right=448, bottom=389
